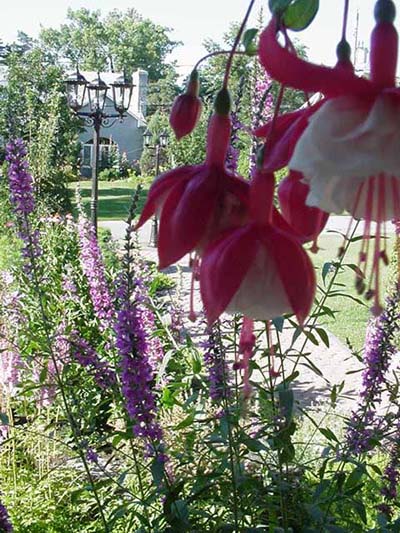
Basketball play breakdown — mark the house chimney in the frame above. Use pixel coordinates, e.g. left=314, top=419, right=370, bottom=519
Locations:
left=131, top=69, right=148, bottom=118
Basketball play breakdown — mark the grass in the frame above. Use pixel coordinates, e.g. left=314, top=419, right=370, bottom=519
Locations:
left=66, top=178, right=395, bottom=351
left=68, top=177, right=152, bottom=221
left=311, top=232, right=395, bottom=352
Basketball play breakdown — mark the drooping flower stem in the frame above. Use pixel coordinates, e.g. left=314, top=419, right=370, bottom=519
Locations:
left=342, top=0, right=350, bottom=41
left=223, top=0, right=257, bottom=89
left=193, top=50, right=247, bottom=72
left=265, top=323, right=290, bottom=530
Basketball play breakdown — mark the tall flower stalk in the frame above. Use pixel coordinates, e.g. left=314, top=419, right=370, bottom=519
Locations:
left=5, top=140, right=110, bottom=531
left=346, top=281, right=400, bottom=454
left=0, top=498, right=13, bottom=532
left=78, top=215, right=115, bottom=332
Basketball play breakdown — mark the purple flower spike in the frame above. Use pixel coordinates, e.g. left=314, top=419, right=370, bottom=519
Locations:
left=346, top=285, right=400, bottom=454
left=0, top=498, right=13, bottom=532
left=115, top=284, right=163, bottom=444
left=6, top=139, right=35, bottom=217
left=70, top=333, right=116, bottom=389
left=201, top=326, right=231, bottom=402
left=78, top=216, right=115, bottom=331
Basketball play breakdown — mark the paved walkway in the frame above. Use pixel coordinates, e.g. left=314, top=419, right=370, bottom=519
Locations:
left=100, top=216, right=392, bottom=412
left=99, top=216, right=397, bottom=245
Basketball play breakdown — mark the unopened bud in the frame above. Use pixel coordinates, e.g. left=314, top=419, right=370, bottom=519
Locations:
left=365, top=289, right=375, bottom=301
left=214, top=88, right=232, bottom=115
left=336, top=39, right=352, bottom=63
left=355, top=276, right=366, bottom=295
left=374, top=0, right=396, bottom=23
left=169, top=73, right=202, bottom=140
left=380, top=249, right=389, bottom=265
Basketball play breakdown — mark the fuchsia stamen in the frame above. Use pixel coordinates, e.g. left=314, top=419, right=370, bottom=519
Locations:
left=239, top=317, right=256, bottom=398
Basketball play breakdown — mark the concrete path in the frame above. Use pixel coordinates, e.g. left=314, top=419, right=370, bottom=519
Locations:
left=100, top=216, right=394, bottom=412
left=100, top=216, right=397, bottom=244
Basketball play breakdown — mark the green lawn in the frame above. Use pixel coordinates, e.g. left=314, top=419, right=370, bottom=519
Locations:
left=67, top=178, right=394, bottom=351
left=312, top=233, right=395, bottom=352
left=68, top=177, right=151, bottom=221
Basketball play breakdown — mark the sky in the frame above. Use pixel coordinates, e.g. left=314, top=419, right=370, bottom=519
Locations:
left=0, top=0, right=385, bottom=78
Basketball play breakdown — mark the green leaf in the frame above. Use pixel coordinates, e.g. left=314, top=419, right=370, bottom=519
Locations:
left=315, top=327, right=330, bottom=347
left=302, top=328, right=319, bottom=345
left=321, top=261, right=333, bottom=283
left=174, top=412, right=195, bottom=430
left=284, top=0, right=319, bottom=31
left=191, top=352, right=202, bottom=374
left=171, top=500, right=189, bottom=524
left=352, top=500, right=367, bottom=524
left=278, top=387, right=294, bottom=422
left=242, top=28, right=258, bottom=56
left=319, top=427, right=339, bottom=443
left=269, top=0, right=292, bottom=14
left=151, top=457, right=165, bottom=487
left=161, top=387, right=178, bottom=408
left=242, top=435, right=268, bottom=452
left=272, top=315, right=285, bottom=332
left=0, top=413, right=9, bottom=426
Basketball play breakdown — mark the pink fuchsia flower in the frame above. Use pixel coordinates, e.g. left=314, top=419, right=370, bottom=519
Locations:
left=136, top=89, right=249, bottom=269
left=278, top=171, right=329, bottom=249
left=200, top=169, right=316, bottom=325
left=169, top=69, right=202, bottom=139
left=259, top=3, right=400, bottom=314
left=258, top=18, right=373, bottom=100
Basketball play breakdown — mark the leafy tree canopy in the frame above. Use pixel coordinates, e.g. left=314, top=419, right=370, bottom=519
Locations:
left=39, top=8, right=180, bottom=81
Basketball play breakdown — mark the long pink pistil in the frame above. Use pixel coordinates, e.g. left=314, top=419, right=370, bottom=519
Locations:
left=239, top=317, right=255, bottom=398
left=354, top=175, right=396, bottom=315
left=189, top=254, right=200, bottom=322
left=266, top=320, right=280, bottom=379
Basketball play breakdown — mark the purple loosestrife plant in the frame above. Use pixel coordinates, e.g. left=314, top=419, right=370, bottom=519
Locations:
left=346, top=285, right=400, bottom=454
left=202, top=324, right=231, bottom=402
left=78, top=216, right=115, bottom=332
left=377, top=415, right=400, bottom=519
left=6, top=139, right=41, bottom=273
left=70, top=332, right=116, bottom=389
left=0, top=498, right=13, bottom=532
left=115, top=287, right=163, bottom=443
left=5, top=139, right=35, bottom=217
left=0, top=333, right=22, bottom=398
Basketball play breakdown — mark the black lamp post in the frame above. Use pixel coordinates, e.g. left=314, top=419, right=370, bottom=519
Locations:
left=64, top=68, right=134, bottom=233
left=143, top=130, right=169, bottom=246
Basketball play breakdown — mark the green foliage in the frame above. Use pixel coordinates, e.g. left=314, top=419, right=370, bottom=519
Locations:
left=39, top=8, right=179, bottom=82
left=98, top=168, right=121, bottom=182
left=283, top=0, right=320, bottom=31
left=0, top=47, right=80, bottom=213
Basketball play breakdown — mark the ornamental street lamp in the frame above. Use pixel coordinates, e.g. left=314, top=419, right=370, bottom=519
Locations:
left=64, top=68, right=134, bottom=233
left=143, top=130, right=169, bottom=246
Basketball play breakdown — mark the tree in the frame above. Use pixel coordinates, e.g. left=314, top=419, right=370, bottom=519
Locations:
left=39, top=8, right=179, bottom=82
left=0, top=47, right=81, bottom=211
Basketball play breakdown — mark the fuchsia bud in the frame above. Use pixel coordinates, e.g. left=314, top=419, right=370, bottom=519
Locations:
left=169, top=69, right=202, bottom=140
left=370, top=0, right=398, bottom=87
left=336, top=39, right=354, bottom=72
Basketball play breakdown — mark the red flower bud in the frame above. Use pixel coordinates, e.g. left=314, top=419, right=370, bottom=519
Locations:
left=169, top=70, right=202, bottom=140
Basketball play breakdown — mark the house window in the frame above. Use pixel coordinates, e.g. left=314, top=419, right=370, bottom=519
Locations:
left=81, top=138, right=116, bottom=169
left=82, top=145, right=92, bottom=166
left=99, top=145, right=111, bottom=169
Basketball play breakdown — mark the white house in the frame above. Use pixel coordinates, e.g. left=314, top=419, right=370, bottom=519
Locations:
left=78, top=69, right=148, bottom=177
